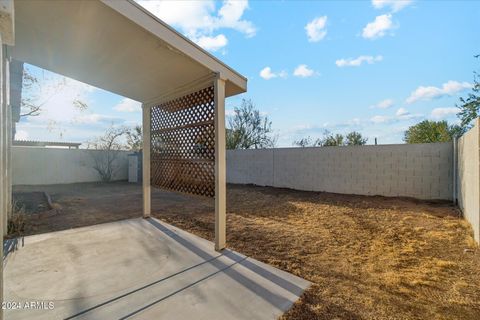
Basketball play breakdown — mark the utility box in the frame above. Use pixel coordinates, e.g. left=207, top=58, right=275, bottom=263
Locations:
left=128, top=152, right=142, bottom=183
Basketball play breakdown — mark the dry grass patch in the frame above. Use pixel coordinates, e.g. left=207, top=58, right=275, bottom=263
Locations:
left=13, top=182, right=480, bottom=319
left=154, top=184, right=480, bottom=320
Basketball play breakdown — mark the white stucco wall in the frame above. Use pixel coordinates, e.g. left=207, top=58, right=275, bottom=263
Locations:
left=227, top=142, right=454, bottom=200
left=457, top=119, right=480, bottom=243
left=12, top=147, right=130, bottom=185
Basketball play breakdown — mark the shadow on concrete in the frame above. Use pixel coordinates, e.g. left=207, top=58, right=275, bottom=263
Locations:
left=63, top=218, right=306, bottom=319
left=146, top=218, right=305, bottom=293
left=64, top=252, right=224, bottom=319
left=3, top=237, right=24, bottom=267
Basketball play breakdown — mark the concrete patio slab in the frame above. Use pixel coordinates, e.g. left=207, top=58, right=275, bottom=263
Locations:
left=3, top=218, right=310, bottom=320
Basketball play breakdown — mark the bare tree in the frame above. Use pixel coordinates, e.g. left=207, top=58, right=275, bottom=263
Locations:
left=226, top=99, right=276, bottom=149
left=293, top=136, right=313, bottom=147
left=125, top=125, right=143, bottom=152
left=20, top=66, right=88, bottom=118
left=20, top=68, right=42, bottom=117
left=87, top=126, right=128, bottom=182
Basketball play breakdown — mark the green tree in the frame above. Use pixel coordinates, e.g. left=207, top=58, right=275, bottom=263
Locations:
left=322, top=133, right=344, bottom=146
left=457, top=55, right=480, bottom=128
left=226, top=99, right=276, bottom=149
left=345, top=131, right=368, bottom=145
left=404, top=120, right=464, bottom=143
left=293, top=130, right=368, bottom=147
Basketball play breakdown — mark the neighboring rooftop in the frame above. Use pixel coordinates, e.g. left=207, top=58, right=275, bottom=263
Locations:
left=13, top=140, right=81, bottom=149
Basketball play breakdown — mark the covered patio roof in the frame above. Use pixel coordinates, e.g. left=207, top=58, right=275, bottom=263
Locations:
left=9, top=0, right=247, bottom=102
left=5, top=0, right=244, bottom=251
left=0, top=2, right=257, bottom=317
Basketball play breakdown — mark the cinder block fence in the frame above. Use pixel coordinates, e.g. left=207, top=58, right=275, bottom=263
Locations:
left=227, top=143, right=454, bottom=200
left=227, top=121, right=480, bottom=244
left=457, top=119, right=480, bottom=242
left=11, top=121, right=480, bottom=244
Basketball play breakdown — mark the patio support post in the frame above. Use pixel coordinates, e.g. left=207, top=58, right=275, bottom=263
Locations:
left=5, top=54, right=12, bottom=222
left=2, top=47, right=10, bottom=235
left=0, top=44, right=5, bottom=238
left=142, top=103, right=151, bottom=218
left=0, top=3, right=12, bottom=317
left=214, top=74, right=226, bottom=251
left=0, top=34, right=4, bottom=320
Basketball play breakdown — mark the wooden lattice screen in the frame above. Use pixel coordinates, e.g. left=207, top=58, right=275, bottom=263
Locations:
left=150, top=86, right=215, bottom=197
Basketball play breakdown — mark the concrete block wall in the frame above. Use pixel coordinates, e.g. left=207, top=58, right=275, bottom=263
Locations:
left=227, top=149, right=274, bottom=186
left=457, top=119, right=480, bottom=243
left=12, top=146, right=130, bottom=185
left=227, top=142, right=454, bottom=200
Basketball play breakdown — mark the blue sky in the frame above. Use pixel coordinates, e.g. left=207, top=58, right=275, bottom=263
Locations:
left=16, top=0, right=480, bottom=146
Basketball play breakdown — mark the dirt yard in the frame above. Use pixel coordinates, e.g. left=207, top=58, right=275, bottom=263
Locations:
left=12, top=182, right=480, bottom=319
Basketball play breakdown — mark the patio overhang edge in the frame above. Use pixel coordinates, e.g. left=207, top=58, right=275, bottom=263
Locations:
left=102, top=0, right=247, bottom=98
left=9, top=0, right=247, bottom=103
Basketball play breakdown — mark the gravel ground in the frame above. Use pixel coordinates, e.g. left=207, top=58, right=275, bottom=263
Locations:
left=12, top=182, right=480, bottom=319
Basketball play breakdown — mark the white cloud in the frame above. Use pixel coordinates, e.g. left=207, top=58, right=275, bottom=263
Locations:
left=395, top=107, right=409, bottom=117
left=73, top=114, right=121, bottom=125
left=305, top=16, right=328, bottom=42
left=217, top=0, right=256, bottom=37
left=372, top=0, right=413, bottom=12
left=371, top=108, right=422, bottom=124
left=406, top=80, right=472, bottom=104
left=442, top=80, right=473, bottom=93
left=259, top=67, right=287, bottom=80
left=15, top=130, right=29, bottom=140
left=336, top=55, right=383, bottom=67
left=430, top=107, right=460, bottom=120
left=260, top=67, right=275, bottom=80
left=137, top=0, right=215, bottom=35
left=281, top=109, right=425, bottom=146
left=16, top=65, right=137, bottom=143
left=371, top=115, right=391, bottom=124
left=370, top=99, right=394, bottom=109
left=362, top=14, right=394, bottom=39
left=136, top=0, right=255, bottom=51
left=113, top=98, right=141, bottom=113
left=194, top=34, right=228, bottom=51
left=26, top=76, right=96, bottom=124
left=293, top=64, right=315, bottom=78
left=350, top=118, right=362, bottom=125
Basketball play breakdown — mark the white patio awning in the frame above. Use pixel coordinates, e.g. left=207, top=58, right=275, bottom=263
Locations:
left=9, top=0, right=247, bottom=102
